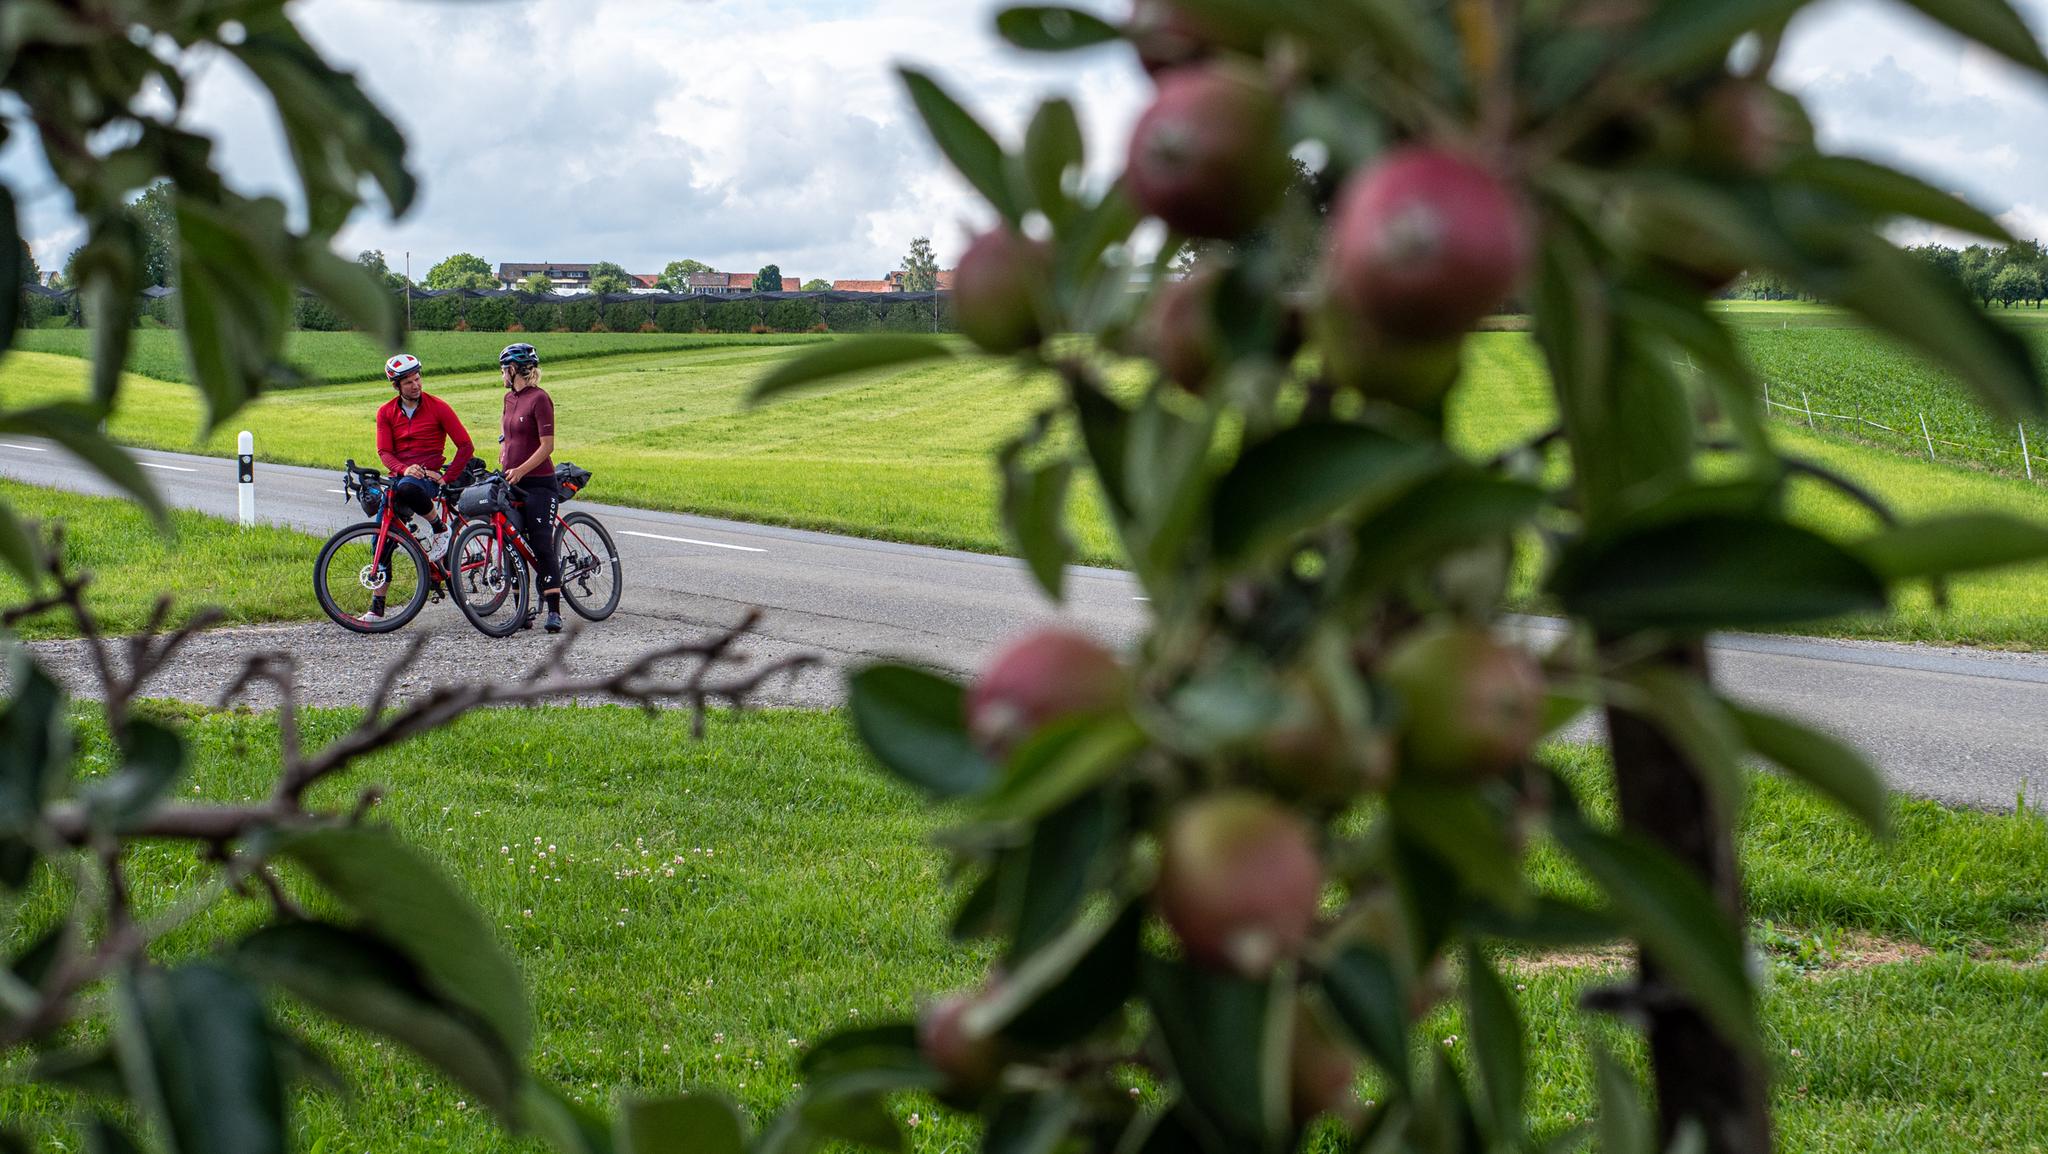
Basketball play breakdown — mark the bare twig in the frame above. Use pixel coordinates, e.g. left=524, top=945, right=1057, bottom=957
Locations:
left=3, top=527, right=815, bottom=1053
left=220, top=653, right=305, bottom=793
left=45, top=609, right=814, bottom=847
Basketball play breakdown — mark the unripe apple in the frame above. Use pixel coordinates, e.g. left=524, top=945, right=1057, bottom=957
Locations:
left=1145, top=271, right=1221, bottom=391
left=1127, top=0, right=1269, bottom=75
left=1259, top=686, right=1394, bottom=805
left=1157, top=792, right=1322, bottom=975
left=1126, top=64, right=1291, bottom=239
left=1329, top=147, right=1529, bottom=342
left=1382, top=623, right=1545, bottom=784
left=917, top=991, right=1001, bottom=1093
left=1618, top=192, right=1747, bottom=292
left=966, top=628, right=1123, bottom=758
left=1692, top=80, right=1813, bottom=175
left=954, top=228, right=1052, bottom=355
left=1315, top=298, right=1466, bottom=413
left=1290, top=1002, right=1361, bottom=1124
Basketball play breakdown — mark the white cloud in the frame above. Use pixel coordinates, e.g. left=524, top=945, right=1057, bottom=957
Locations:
left=8, top=0, right=2048, bottom=277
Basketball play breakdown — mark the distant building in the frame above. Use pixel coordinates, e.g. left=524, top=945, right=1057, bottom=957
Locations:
left=495, top=263, right=662, bottom=292
left=831, top=279, right=896, bottom=293
left=686, top=272, right=803, bottom=295
left=885, top=269, right=955, bottom=291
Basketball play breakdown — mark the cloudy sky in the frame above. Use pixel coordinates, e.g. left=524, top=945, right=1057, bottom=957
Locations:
left=9, top=0, right=2048, bottom=281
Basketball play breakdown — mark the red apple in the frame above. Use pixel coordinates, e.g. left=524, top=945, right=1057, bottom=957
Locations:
left=1382, top=623, right=1545, bottom=784
left=917, top=991, right=1001, bottom=1092
left=1290, top=1002, right=1361, bottom=1123
left=954, top=227, right=1052, bottom=355
left=1157, top=792, right=1322, bottom=975
left=1126, top=64, right=1291, bottom=240
left=1145, top=271, right=1221, bottom=391
left=966, top=628, right=1123, bottom=758
left=1329, top=147, right=1529, bottom=342
left=1127, top=0, right=1269, bottom=74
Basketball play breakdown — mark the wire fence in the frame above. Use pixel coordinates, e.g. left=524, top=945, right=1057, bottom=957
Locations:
left=1760, top=382, right=2045, bottom=481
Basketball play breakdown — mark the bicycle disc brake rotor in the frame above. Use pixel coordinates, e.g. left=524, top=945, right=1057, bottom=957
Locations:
left=356, top=563, right=389, bottom=592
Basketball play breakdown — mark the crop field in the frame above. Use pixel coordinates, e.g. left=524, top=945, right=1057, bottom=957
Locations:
left=2, top=712, right=2045, bottom=1153
left=1743, top=325, right=2048, bottom=474
left=10, top=329, right=828, bottom=387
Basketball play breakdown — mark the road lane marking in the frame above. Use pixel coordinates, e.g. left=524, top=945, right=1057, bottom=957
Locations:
left=0, top=443, right=47, bottom=452
left=327, top=488, right=348, bottom=494
left=620, top=530, right=765, bottom=553
left=139, top=462, right=197, bottom=472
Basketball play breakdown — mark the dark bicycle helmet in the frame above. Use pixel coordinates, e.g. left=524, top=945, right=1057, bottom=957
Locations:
left=499, top=342, right=540, bottom=368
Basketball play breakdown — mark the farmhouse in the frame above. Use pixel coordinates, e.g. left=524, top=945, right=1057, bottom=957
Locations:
left=884, top=269, right=956, bottom=290
left=494, top=262, right=664, bottom=292
left=686, top=272, right=804, bottom=294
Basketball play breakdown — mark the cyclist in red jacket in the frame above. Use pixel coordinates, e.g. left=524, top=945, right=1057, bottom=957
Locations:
left=375, top=352, right=474, bottom=564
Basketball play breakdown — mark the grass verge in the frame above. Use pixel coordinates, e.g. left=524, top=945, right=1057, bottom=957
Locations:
left=0, top=479, right=322, bottom=640
left=1, top=710, right=2044, bottom=1151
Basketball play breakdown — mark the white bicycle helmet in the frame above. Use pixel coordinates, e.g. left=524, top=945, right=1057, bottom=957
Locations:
left=385, top=353, right=422, bottom=382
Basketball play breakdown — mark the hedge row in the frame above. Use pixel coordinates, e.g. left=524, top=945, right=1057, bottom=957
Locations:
left=371, top=292, right=956, bottom=335
left=23, top=288, right=957, bottom=336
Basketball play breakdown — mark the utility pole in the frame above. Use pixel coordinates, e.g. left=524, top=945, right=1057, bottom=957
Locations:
left=404, top=250, right=412, bottom=332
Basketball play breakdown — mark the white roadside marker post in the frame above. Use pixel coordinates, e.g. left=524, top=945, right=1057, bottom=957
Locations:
left=237, top=430, right=255, bottom=527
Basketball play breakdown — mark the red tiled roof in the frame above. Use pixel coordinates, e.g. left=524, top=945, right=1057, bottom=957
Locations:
left=833, top=279, right=896, bottom=293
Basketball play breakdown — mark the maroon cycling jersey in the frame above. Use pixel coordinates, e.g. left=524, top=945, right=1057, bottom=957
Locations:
left=376, top=392, right=473, bottom=478
left=501, top=385, right=555, bottom=478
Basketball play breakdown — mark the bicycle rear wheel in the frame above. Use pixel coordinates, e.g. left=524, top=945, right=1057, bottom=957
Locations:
left=556, top=511, right=621, bottom=621
left=449, top=522, right=529, bottom=637
left=315, top=521, right=429, bottom=633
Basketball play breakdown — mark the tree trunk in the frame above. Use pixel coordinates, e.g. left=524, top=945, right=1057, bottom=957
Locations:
left=1604, top=639, right=1774, bottom=1154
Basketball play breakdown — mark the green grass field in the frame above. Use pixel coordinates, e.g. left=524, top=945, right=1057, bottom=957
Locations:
left=9, top=329, right=828, bottom=387
left=0, top=480, right=321, bottom=639
left=1453, top=337, right=2048, bottom=649
left=2, top=711, right=2043, bottom=1152
left=5, top=308, right=2048, bottom=647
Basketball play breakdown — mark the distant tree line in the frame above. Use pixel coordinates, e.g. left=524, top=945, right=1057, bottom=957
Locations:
left=1724, top=238, right=2047, bottom=309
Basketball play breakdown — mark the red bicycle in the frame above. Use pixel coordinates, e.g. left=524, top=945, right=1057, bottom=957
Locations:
left=314, top=459, right=499, bottom=633
left=446, top=463, right=621, bottom=637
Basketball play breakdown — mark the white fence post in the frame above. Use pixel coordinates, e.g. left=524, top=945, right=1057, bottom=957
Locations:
left=2023, top=423, right=2035, bottom=481
left=1800, top=389, right=1815, bottom=429
left=237, top=430, right=255, bottom=527
left=1919, top=412, right=1936, bottom=462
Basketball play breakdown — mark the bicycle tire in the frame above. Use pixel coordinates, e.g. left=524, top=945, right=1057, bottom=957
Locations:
left=447, top=522, right=509, bottom=616
left=448, top=522, right=530, bottom=638
left=556, top=511, right=622, bottom=621
left=314, top=521, right=430, bottom=634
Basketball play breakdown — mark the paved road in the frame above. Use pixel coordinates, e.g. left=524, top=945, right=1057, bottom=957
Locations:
left=0, top=438, right=2044, bottom=811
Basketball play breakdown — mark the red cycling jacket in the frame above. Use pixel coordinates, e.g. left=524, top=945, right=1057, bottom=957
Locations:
left=376, top=392, right=474, bottom=479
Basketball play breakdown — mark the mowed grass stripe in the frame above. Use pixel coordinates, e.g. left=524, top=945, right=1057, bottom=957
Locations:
left=11, top=329, right=831, bottom=387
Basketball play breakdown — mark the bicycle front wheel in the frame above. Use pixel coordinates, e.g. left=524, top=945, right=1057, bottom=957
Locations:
left=314, top=521, right=429, bottom=633
left=556, top=511, right=621, bottom=621
left=448, top=522, right=530, bottom=638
